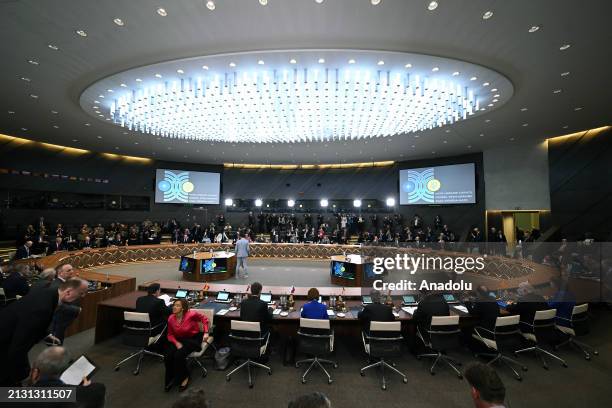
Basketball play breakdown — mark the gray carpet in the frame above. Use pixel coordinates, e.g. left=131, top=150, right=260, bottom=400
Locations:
left=26, top=259, right=612, bottom=408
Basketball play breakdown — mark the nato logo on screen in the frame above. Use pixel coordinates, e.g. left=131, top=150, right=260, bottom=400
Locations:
left=157, top=170, right=192, bottom=203
left=399, top=163, right=475, bottom=205
left=155, top=169, right=220, bottom=204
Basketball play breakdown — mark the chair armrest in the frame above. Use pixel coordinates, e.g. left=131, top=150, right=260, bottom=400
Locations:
left=556, top=316, right=572, bottom=323
left=297, top=330, right=333, bottom=339
left=122, top=325, right=152, bottom=331
left=474, top=326, right=495, bottom=335
left=229, top=334, right=266, bottom=342
left=519, top=321, right=534, bottom=328
left=364, top=335, right=404, bottom=342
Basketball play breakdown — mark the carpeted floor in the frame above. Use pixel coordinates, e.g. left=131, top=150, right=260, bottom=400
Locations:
left=27, top=259, right=612, bottom=408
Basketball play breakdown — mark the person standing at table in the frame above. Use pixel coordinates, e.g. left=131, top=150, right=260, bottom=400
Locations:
left=301, top=288, right=328, bottom=320
left=165, top=299, right=209, bottom=392
left=235, top=232, right=250, bottom=279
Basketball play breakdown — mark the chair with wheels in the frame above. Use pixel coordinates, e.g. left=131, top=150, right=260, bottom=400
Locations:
left=555, top=303, right=599, bottom=360
left=225, top=320, right=272, bottom=388
left=515, top=309, right=568, bottom=369
left=114, top=311, right=165, bottom=375
left=473, top=315, right=528, bottom=381
left=186, top=308, right=216, bottom=378
left=360, top=321, right=408, bottom=390
left=417, top=315, right=463, bottom=379
left=295, top=318, right=337, bottom=384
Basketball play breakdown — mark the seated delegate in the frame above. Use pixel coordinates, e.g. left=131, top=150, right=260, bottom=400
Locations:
left=301, top=288, right=328, bottom=320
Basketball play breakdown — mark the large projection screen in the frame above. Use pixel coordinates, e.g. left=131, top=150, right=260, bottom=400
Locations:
left=155, top=169, right=220, bottom=204
left=399, top=163, right=476, bottom=205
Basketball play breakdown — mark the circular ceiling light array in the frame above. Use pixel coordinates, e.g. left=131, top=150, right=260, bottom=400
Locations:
left=82, top=50, right=512, bottom=144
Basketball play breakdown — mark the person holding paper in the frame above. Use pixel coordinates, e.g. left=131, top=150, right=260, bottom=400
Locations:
left=165, top=299, right=209, bottom=392
left=136, top=283, right=171, bottom=337
left=29, top=347, right=106, bottom=408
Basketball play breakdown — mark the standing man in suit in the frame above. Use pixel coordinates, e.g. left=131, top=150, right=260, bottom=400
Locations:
left=358, top=290, right=394, bottom=330
left=1, top=264, right=30, bottom=299
left=240, top=282, right=273, bottom=335
left=0, top=278, right=88, bottom=386
left=235, top=232, right=250, bottom=279
left=136, top=283, right=171, bottom=336
left=413, top=289, right=450, bottom=342
left=14, top=240, right=33, bottom=260
left=28, top=346, right=106, bottom=408
left=45, top=264, right=85, bottom=345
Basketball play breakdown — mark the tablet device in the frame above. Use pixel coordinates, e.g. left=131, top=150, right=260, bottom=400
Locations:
left=260, top=293, right=272, bottom=303
left=175, top=289, right=188, bottom=299
left=402, top=295, right=417, bottom=305
left=362, top=295, right=373, bottom=305
left=60, top=355, right=98, bottom=386
left=216, top=291, right=231, bottom=303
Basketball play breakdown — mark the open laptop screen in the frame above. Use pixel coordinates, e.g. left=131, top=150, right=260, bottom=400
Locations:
left=216, top=291, right=230, bottom=301
left=260, top=293, right=272, bottom=303
left=175, top=289, right=188, bottom=299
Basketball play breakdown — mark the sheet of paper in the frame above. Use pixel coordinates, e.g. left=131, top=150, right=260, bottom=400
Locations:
left=273, top=309, right=282, bottom=315
left=402, top=306, right=418, bottom=315
left=158, top=294, right=172, bottom=306
left=392, top=311, right=400, bottom=317
left=453, top=305, right=469, bottom=314
left=327, top=310, right=335, bottom=316
left=216, top=309, right=229, bottom=316
left=60, top=356, right=95, bottom=386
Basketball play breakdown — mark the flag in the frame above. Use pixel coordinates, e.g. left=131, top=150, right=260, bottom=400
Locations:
left=291, top=286, right=295, bottom=294
left=203, top=283, right=210, bottom=291
left=246, top=284, right=250, bottom=293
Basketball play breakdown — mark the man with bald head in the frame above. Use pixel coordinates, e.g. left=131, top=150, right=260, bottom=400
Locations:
left=0, top=278, right=88, bottom=386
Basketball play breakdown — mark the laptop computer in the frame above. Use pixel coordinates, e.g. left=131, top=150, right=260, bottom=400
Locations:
left=175, top=289, right=188, bottom=299
left=401, top=295, right=418, bottom=306
left=215, top=291, right=231, bottom=303
left=259, top=292, right=275, bottom=305
left=362, top=295, right=373, bottom=305
left=443, top=293, right=460, bottom=304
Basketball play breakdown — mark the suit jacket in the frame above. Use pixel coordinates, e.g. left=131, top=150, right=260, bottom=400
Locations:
left=466, top=295, right=500, bottom=332
left=135, top=294, right=171, bottom=332
left=47, top=242, right=65, bottom=254
left=235, top=238, right=250, bottom=257
left=0, top=287, right=59, bottom=385
left=14, top=245, right=30, bottom=260
left=1, top=271, right=30, bottom=299
left=506, top=293, right=549, bottom=327
left=358, top=303, right=395, bottom=330
left=413, top=293, right=450, bottom=334
left=240, top=296, right=272, bottom=333
left=36, top=378, right=106, bottom=408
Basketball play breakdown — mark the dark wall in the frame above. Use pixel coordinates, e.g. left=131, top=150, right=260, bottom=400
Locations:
left=548, top=127, right=612, bottom=240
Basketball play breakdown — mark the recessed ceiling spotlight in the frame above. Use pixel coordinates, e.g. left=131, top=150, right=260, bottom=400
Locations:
left=562, top=125, right=569, bottom=129
left=443, top=140, right=448, bottom=143
left=135, top=78, right=142, bottom=82
left=493, top=94, right=500, bottom=98
left=553, top=89, right=562, bottom=94
left=202, top=65, right=209, bottom=70
left=315, top=0, right=324, bottom=3
left=528, top=25, right=540, bottom=33
left=561, top=71, right=570, bottom=77
left=377, top=60, right=385, bottom=66
left=371, top=0, right=381, bottom=5
left=47, top=44, right=59, bottom=51
left=482, top=82, right=490, bottom=87
left=154, top=73, right=162, bottom=78
left=522, top=123, right=529, bottom=127
left=113, top=18, right=124, bottom=26
left=467, top=145, right=472, bottom=149
left=51, top=110, right=58, bottom=114
left=470, top=76, right=477, bottom=81
left=479, top=133, right=484, bottom=137
left=488, top=103, right=493, bottom=107
left=72, top=139, right=78, bottom=142
left=21, top=77, right=31, bottom=82
left=445, top=129, right=450, bottom=133
left=259, top=0, right=268, bottom=5
left=206, top=1, right=215, bottom=11
left=509, top=137, right=515, bottom=141
left=492, top=99, right=498, bottom=103
left=485, top=119, right=491, bottom=123
left=289, top=59, right=297, bottom=64
left=229, top=62, right=236, bottom=67
left=348, top=59, right=355, bottom=64
left=98, top=95, right=104, bottom=98
left=84, top=123, right=91, bottom=126
left=574, top=107, right=583, bottom=111
left=7, top=110, right=15, bottom=114
left=318, top=58, right=325, bottom=63
left=428, top=1, right=438, bottom=11
left=29, top=94, right=38, bottom=99
left=559, top=44, right=571, bottom=51
left=177, top=69, right=184, bottom=74
left=156, top=8, right=167, bottom=16
left=482, top=11, right=493, bottom=20
left=107, top=89, right=113, bottom=93
left=520, top=107, right=528, bottom=111
left=21, top=128, right=28, bottom=131
left=404, top=63, right=412, bottom=68
left=258, top=60, right=264, bottom=65
left=452, top=71, right=460, bottom=76
left=75, top=29, right=87, bottom=37
left=97, top=135, right=103, bottom=139
left=53, top=125, right=59, bottom=128
left=27, top=59, right=39, bottom=65
left=490, top=88, right=497, bottom=92
left=432, top=67, right=439, bottom=72
left=120, top=83, right=127, bottom=87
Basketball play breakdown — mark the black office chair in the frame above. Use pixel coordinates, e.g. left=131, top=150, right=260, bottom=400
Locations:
left=114, top=312, right=165, bottom=375
left=473, top=315, right=528, bottom=381
left=296, top=318, right=337, bottom=384
left=360, top=321, right=408, bottom=390
left=554, top=303, right=599, bottom=360
left=226, top=320, right=272, bottom=388
left=515, top=309, right=568, bottom=369
left=417, top=315, right=463, bottom=379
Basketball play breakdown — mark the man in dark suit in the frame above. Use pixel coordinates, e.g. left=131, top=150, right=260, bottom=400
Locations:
left=0, top=278, right=88, bottom=386
left=29, top=346, right=106, bottom=408
left=1, top=264, right=30, bottom=299
left=506, top=283, right=549, bottom=332
left=136, top=283, right=171, bottom=336
left=413, top=290, right=450, bottom=342
left=45, top=264, right=85, bottom=345
left=465, top=286, right=500, bottom=332
left=47, top=236, right=66, bottom=255
left=358, top=290, right=395, bottom=331
left=240, top=281, right=273, bottom=335
left=14, top=240, right=33, bottom=260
